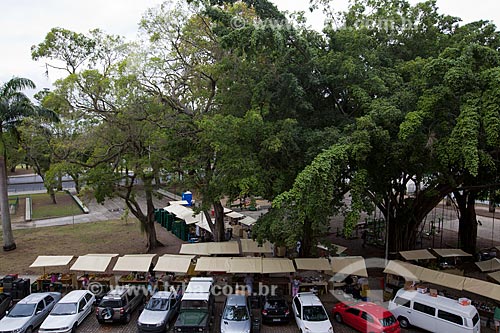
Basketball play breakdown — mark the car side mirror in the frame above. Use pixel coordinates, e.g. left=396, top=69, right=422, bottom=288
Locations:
left=36, top=310, right=42, bottom=315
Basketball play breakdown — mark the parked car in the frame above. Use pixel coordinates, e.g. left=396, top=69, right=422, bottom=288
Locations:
left=0, top=292, right=61, bottom=333
left=261, top=295, right=291, bottom=324
left=174, top=277, right=215, bottom=333
left=0, top=293, right=13, bottom=319
left=96, top=287, right=145, bottom=324
left=39, top=290, right=95, bottom=333
left=333, top=301, right=400, bottom=333
left=292, top=292, right=333, bottom=333
left=220, top=294, right=251, bottom=333
left=137, top=291, right=179, bottom=333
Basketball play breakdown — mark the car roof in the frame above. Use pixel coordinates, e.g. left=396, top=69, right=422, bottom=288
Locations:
left=60, top=290, right=90, bottom=303
left=152, top=291, right=173, bottom=299
left=347, top=301, right=392, bottom=317
left=396, top=289, right=478, bottom=317
left=185, top=281, right=212, bottom=293
left=226, top=294, right=247, bottom=306
left=296, top=293, right=323, bottom=306
left=182, top=292, right=210, bottom=302
left=18, top=292, right=58, bottom=304
left=104, top=288, right=129, bottom=298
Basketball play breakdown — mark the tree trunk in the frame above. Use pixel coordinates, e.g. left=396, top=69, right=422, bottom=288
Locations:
left=455, top=191, right=478, bottom=254
left=49, top=187, right=57, bottom=204
left=489, top=189, right=496, bottom=213
left=0, top=153, right=16, bottom=251
left=211, top=200, right=225, bottom=242
left=145, top=177, right=161, bottom=251
left=301, top=217, right=313, bottom=257
left=57, top=171, right=63, bottom=191
left=388, top=215, right=418, bottom=253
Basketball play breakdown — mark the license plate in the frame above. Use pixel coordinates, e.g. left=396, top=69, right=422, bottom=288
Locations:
left=273, top=319, right=280, bottom=322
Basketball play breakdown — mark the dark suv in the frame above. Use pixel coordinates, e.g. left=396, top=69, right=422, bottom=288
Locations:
left=96, top=287, right=145, bottom=324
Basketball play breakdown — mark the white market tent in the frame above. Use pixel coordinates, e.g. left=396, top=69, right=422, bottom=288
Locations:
left=240, top=239, right=273, bottom=253
left=418, top=267, right=466, bottom=290
left=206, top=242, right=240, bottom=255
left=180, top=243, right=210, bottom=256
left=226, top=212, right=244, bottom=219
left=432, top=248, right=472, bottom=258
left=399, top=249, right=436, bottom=261
left=30, top=255, right=74, bottom=268
left=475, top=258, right=500, bottom=272
left=317, top=243, right=347, bottom=255
left=112, top=254, right=156, bottom=272
left=463, top=277, right=500, bottom=302
left=169, top=200, right=189, bottom=205
left=228, top=257, right=263, bottom=273
left=154, top=254, right=195, bottom=274
left=488, top=271, right=500, bottom=283
left=70, top=254, right=118, bottom=272
left=262, top=258, right=296, bottom=274
left=195, top=257, right=230, bottom=272
left=165, top=204, right=198, bottom=224
left=331, top=256, right=368, bottom=277
left=383, top=260, right=423, bottom=281
left=294, top=258, right=331, bottom=271
left=240, top=216, right=257, bottom=226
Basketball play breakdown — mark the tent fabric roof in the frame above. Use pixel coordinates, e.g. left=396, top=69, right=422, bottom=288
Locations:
left=169, top=200, right=189, bottom=205
left=262, top=258, right=296, bottom=274
left=70, top=254, right=116, bottom=272
left=418, top=268, right=466, bottom=290
left=195, top=257, right=230, bottom=272
left=488, top=271, right=500, bottom=283
left=226, top=212, right=244, bottom=219
left=240, top=239, right=273, bottom=253
left=113, top=254, right=155, bottom=272
left=30, top=256, right=74, bottom=268
left=317, top=243, right=347, bottom=255
left=206, top=242, right=240, bottom=255
left=196, top=213, right=213, bottom=233
left=463, top=278, right=500, bottom=302
left=165, top=204, right=198, bottom=224
left=399, top=249, right=436, bottom=261
left=180, top=243, right=210, bottom=256
left=331, top=256, right=368, bottom=277
left=475, top=258, right=500, bottom=272
left=432, top=248, right=472, bottom=257
left=240, top=216, right=257, bottom=226
left=294, top=258, right=331, bottom=271
left=383, top=260, right=423, bottom=281
left=228, top=257, right=263, bottom=273
left=154, top=255, right=195, bottom=273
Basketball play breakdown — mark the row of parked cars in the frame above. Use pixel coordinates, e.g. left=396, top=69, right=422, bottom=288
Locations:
left=0, top=279, right=482, bottom=333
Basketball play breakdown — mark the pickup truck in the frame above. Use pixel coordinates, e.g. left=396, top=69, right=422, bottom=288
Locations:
left=174, top=277, right=214, bottom=333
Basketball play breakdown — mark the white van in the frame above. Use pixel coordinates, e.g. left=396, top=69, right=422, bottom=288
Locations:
left=388, top=289, right=480, bottom=333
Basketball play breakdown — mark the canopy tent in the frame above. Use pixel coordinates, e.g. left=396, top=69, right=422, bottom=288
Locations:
left=196, top=213, right=213, bottom=233
left=165, top=204, right=197, bottom=224
left=331, top=256, right=368, bottom=277
left=169, top=200, right=189, bottom=205
left=475, top=258, right=500, bottom=272
left=228, top=257, right=263, bottom=273
left=383, top=260, right=424, bottom=281
left=463, top=278, right=500, bottom=302
left=240, top=239, right=273, bottom=253
left=30, top=255, right=74, bottom=268
left=488, top=271, right=500, bottom=283
left=226, top=212, right=244, bottom=219
left=317, top=243, right=347, bottom=255
left=206, top=241, right=240, bottom=255
left=418, top=268, right=466, bottom=290
left=154, top=254, right=195, bottom=274
left=399, top=249, right=436, bottom=261
left=294, top=258, right=331, bottom=271
left=70, top=254, right=118, bottom=272
left=223, top=207, right=232, bottom=213
left=432, top=248, right=472, bottom=258
left=112, top=254, right=156, bottom=272
left=240, top=216, right=257, bottom=226
left=195, top=257, right=230, bottom=272
left=180, top=243, right=210, bottom=256
left=262, top=258, right=296, bottom=274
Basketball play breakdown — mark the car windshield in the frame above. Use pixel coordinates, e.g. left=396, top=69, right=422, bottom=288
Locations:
left=99, top=300, right=122, bottom=308
left=181, top=300, right=208, bottom=310
left=7, top=304, right=35, bottom=317
left=264, top=299, right=287, bottom=309
left=380, top=314, right=397, bottom=327
left=146, top=298, right=169, bottom=311
left=303, top=306, right=328, bottom=322
left=223, top=305, right=249, bottom=321
left=51, top=303, right=77, bottom=315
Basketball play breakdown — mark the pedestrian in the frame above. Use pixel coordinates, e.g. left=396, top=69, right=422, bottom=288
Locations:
left=494, top=303, right=500, bottom=333
left=296, top=240, right=301, bottom=256
left=361, top=229, right=368, bottom=248
left=244, top=274, right=254, bottom=296
left=292, top=275, right=301, bottom=297
left=81, top=274, right=89, bottom=289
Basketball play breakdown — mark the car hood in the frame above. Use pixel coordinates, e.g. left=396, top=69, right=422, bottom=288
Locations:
left=220, top=319, right=251, bottom=333
left=175, top=311, right=208, bottom=327
left=303, top=320, right=332, bottom=332
left=40, top=314, right=77, bottom=330
left=0, top=315, right=30, bottom=331
left=138, top=310, right=168, bottom=325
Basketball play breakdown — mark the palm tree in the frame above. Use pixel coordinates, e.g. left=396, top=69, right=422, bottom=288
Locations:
left=0, top=77, right=58, bottom=251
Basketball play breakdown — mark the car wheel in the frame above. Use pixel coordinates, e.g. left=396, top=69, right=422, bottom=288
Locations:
left=124, top=312, right=131, bottom=323
left=25, top=327, right=33, bottom=333
left=398, top=316, right=410, bottom=328
left=71, top=323, right=77, bottom=333
left=334, top=312, right=343, bottom=323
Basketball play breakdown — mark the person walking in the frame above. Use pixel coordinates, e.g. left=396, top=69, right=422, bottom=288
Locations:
left=292, top=275, right=301, bottom=297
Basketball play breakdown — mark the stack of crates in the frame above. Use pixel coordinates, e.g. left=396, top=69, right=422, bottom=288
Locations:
left=171, top=220, right=189, bottom=241
left=154, top=209, right=174, bottom=231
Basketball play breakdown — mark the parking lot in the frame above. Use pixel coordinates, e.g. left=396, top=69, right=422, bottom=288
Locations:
left=29, top=299, right=428, bottom=333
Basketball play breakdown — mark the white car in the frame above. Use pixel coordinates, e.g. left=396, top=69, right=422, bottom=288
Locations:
left=292, top=292, right=334, bottom=333
left=39, top=290, right=95, bottom=333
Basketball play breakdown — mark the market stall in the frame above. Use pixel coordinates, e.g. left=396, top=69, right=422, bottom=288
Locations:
left=180, top=243, right=210, bottom=256
left=331, top=256, right=368, bottom=277
left=70, top=253, right=117, bottom=289
left=240, top=239, right=273, bottom=254
left=399, top=249, right=436, bottom=261
left=154, top=254, right=196, bottom=291
left=195, top=257, right=230, bottom=272
left=30, top=255, right=75, bottom=291
left=114, top=254, right=157, bottom=286
left=432, top=248, right=471, bottom=270
left=475, top=258, right=500, bottom=272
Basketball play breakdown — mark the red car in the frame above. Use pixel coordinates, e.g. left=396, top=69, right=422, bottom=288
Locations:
left=333, top=301, right=401, bottom=333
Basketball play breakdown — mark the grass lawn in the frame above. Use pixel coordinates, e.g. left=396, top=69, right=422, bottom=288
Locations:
left=0, top=220, right=148, bottom=275
left=9, top=192, right=82, bottom=220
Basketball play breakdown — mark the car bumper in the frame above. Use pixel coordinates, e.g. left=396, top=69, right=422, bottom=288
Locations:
left=137, top=324, right=166, bottom=333
left=39, top=328, right=73, bottom=333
